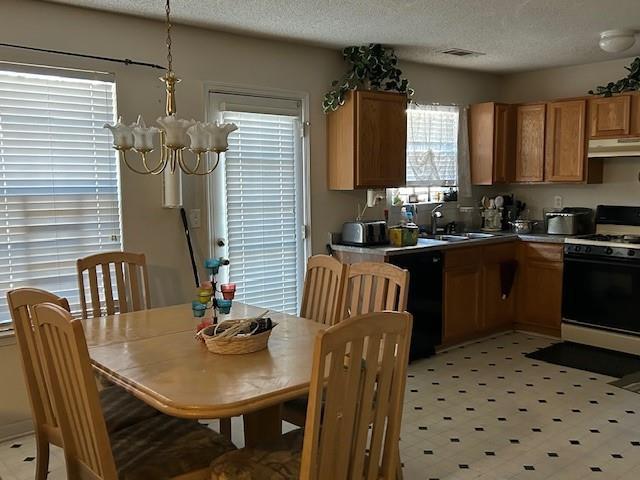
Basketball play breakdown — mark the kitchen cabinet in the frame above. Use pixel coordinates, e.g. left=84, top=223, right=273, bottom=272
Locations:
left=469, top=102, right=515, bottom=185
left=327, top=90, right=407, bottom=190
left=631, top=94, right=640, bottom=136
left=483, top=242, right=517, bottom=331
left=545, top=99, right=602, bottom=183
left=589, top=95, right=631, bottom=138
left=515, top=104, right=546, bottom=182
left=443, top=248, right=483, bottom=343
left=515, top=242, right=563, bottom=336
left=442, top=242, right=517, bottom=345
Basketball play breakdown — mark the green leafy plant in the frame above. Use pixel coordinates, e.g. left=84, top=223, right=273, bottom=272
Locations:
left=323, top=44, right=414, bottom=112
left=589, top=57, right=640, bottom=96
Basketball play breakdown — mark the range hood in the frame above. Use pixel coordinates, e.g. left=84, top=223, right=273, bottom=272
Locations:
left=588, top=137, right=640, bottom=158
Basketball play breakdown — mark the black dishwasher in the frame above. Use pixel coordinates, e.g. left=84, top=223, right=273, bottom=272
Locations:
left=390, top=251, right=443, bottom=361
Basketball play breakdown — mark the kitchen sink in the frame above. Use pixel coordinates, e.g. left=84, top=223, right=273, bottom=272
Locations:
left=421, top=234, right=470, bottom=242
left=463, top=232, right=496, bottom=239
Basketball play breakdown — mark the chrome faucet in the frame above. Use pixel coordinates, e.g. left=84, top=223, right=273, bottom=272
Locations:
left=431, top=204, right=444, bottom=235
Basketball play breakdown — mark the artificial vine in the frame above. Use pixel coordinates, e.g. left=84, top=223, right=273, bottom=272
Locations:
left=589, top=57, right=640, bottom=96
left=323, top=44, right=413, bottom=112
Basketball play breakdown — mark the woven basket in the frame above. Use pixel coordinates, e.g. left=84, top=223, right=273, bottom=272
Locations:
left=202, top=324, right=275, bottom=355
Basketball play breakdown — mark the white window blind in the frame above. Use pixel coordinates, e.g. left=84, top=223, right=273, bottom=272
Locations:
left=219, top=109, right=302, bottom=314
left=0, top=69, right=121, bottom=325
left=406, top=104, right=459, bottom=186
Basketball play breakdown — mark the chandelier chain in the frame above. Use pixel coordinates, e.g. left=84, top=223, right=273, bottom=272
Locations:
left=165, top=0, right=173, bottom=73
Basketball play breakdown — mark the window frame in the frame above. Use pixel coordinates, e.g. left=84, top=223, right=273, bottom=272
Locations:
left=0, top=63, right=123, bottom=327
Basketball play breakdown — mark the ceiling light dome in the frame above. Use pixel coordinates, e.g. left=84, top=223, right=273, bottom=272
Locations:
left=599, top=29, right=637, bottom=53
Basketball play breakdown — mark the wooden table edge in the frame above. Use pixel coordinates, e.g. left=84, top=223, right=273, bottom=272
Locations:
left=93, top=362, right=310, bottom=419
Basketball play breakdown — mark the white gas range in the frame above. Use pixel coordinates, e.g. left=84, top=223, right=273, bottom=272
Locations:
left=562, top=205, right=640, bottom=355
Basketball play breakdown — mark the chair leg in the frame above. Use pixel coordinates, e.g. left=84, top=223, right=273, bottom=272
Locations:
left=35, top=434, right=50, bottom=480
left=395, top=444, right=403, bottom=480
left=219, top=417, right=232, bottom=441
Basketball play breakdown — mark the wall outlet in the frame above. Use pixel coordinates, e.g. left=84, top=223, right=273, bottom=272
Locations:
left=189, top=209, right=201, bottom=228
left=553, top=195, right=563, bottom=209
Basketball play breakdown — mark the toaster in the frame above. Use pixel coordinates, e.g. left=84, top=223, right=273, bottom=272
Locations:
left=341, top=221, right=389, bottom=246
left=545, top=207, right=594, bottom=235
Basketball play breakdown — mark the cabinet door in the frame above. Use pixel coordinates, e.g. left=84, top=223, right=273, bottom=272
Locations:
left=469, top=102, right=496, bottom=185
left=631, top=94, right=640, bottom=137
left=443, top=266, right=482, bottom=343
left=515, top=104, right=545, bottom=182
left=493, top=104, right=515, bottom=183
left=355, top=91, right=406, bottom=188
left=589, top=95, right=631, bottom=138
left=483, top=243, right=517, bottom=331
left=517, top=243, right=563, bottom=335
left=545, top=100, right=586, bottom=182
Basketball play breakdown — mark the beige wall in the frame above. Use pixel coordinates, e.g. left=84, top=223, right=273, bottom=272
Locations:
left=484, top=56, right=640, bottom=218
left=0, top=0, right=501, bottom=438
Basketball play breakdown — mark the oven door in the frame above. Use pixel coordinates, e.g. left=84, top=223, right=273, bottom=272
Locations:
left=563, top=253, right=640, bottom=336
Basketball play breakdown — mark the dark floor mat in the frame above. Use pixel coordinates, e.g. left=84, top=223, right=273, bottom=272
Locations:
left=525, top=341, right=640, bottom=378
left=611, top=371, right=640, bottom=394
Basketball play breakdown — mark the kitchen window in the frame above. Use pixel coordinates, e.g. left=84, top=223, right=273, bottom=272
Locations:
left=0, top=66, right=122, bottom=328
left=392, top=103, right=462, bottom=203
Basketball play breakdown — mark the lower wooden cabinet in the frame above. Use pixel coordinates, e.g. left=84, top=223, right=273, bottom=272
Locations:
left=443, top=260, right=483, bottom=343
left=515, top=242, right=563, bottom=336
left=443, top=242, right=517, bottom=345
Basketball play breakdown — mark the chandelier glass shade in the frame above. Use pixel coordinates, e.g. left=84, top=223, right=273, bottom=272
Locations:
left=103, top=0, right=237, bottom=175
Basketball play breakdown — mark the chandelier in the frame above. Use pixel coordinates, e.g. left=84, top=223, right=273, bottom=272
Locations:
left=103, top=0, right=237, bottom=176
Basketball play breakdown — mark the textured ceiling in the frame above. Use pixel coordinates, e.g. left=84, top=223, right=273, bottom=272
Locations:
left=46, top=0, right=640, bottom=73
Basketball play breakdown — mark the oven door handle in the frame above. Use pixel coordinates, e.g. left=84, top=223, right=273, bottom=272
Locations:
left=565, top=255, right=640, bottom=268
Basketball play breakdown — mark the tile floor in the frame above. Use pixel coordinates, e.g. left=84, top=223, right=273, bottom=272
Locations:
left=1, top=332, right=638, bottom=479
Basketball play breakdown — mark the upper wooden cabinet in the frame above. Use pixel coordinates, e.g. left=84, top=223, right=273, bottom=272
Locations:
left=545, top=99, right=588, bottom=182
left=515, top=103, right=546, bottom=182
left=469, top=102, right=515, bottom=185
left=327, top=90, right=407, bottom=190
left=589, top=95, right=631, bottom=138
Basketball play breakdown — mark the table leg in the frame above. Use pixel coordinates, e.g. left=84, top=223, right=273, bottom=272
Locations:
left=243, top=404, right=282, bottom=448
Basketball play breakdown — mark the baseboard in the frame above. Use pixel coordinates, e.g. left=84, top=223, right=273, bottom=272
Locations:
left=513, top=322, right=560, bottom=338
left=0, top=418, right=33, bottom=443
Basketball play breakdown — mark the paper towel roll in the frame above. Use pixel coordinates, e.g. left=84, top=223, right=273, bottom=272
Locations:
left=162, top=168, right=182, bottom=208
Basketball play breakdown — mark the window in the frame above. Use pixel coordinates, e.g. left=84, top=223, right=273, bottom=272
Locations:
left=209, top=91, right=307, bottom=315
left=0, top=68, right=121, bottom=326
left=402, top=104, right=459, bottom=200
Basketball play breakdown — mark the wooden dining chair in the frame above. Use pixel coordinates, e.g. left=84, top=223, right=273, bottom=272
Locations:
left=282, top=261, right=410, bottom=429
left=77, top=251, right=150, bottom=319
left=6, top=288, right=163, bottom=480
left=210, top=311, right=413, bottom=480
left=341, top=262, right=410, bottom=319
left=299, top=254, right=348, bottom=326
left=31, top=302, right=236, bottom=480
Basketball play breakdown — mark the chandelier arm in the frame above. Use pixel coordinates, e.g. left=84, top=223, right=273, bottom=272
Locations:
left=177, top=149, right=202, bottom=175
left=140, top=150, right=168, bottom=175
left=180, top=151, right=221, bottom=176
left=120, top=150, right=155, bottom=175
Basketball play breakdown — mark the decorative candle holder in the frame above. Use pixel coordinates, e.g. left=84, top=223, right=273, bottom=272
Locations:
left=193, top=257, right=234, bottom=332
left=220, top=283, right=236, bottom=300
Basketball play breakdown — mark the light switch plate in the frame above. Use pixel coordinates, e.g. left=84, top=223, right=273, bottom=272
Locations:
left=189, top=209, right=201, bottom=228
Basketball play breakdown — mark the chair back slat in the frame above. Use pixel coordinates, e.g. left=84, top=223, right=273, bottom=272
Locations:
left=6, top=288, right=71, bottom=440
left=300, top=255, right=347, bottom=326
left=300, top=311, right=412, bottom=480
left=341, top=262, right=409, bottom=319
left=33, top=303, right=118, bottom=480
left=77, top=251, right=150, bottom=319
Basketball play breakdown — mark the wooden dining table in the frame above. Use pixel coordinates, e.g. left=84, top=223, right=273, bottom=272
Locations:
left=83, top=302, right=325, bottom=447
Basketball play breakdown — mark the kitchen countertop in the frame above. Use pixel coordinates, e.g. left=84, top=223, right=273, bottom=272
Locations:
left=330, top=231, right=569, bottom=257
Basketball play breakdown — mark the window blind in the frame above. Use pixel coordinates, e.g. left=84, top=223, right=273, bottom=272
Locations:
left=406, top=104, right=459, bottom=187
left=220, top=110, right=301, bottom=314
left=0, top=69, right=121, bottom=325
